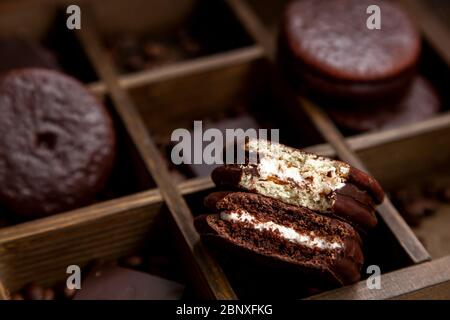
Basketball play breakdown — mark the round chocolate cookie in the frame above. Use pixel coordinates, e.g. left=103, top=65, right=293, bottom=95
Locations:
left=327, top=76, right=441, bottom=132
left=279, top=0, right=420, bottom=103
left=0, top=38, right=60, bottom=74
left=0, top=69, right=116, bottom=218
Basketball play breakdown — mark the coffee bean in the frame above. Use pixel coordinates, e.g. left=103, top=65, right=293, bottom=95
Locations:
left=115, top=35, right=140, bottom=57
left=392, top=188, right=418, bottom=204
left=63, top=286, right=77, bottom=300
left=125, top=54, right=146, bottom=72
left=143, top=42, right=168, bottom=60
left=421, top=198, right=438, bottom=216
left=422, top=181, right=441, bottom=198
left=121, top=255, right=144, bottom=269
left=23, top=282, right=45, bottom=300
left=438, top=187, right=450, bottom=203
left=177, top=30, right=201, bottom=55
left=43, top=288, right=55, bottom=300
left=401, top=201, right=426, bottom=226
left=11, top=293, right=24, bottom=300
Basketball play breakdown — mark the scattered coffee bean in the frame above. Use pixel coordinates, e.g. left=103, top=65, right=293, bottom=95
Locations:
left=108, top=28, right=204, bottom=74
left=143, top=41, right=168, bottom=60
left=401, top=201, right=426, bottom=226
left=438, top=186, right=450, bottom=203
left=23, top=282, right=45, bottom=300
left=43, top=288, right=55, bottom=300
left=63, top=286, right=77, bottom=299
left=177, top=30, right=201, bottom=55
left=421, top=198, right=438, bottom=216
left=121, top=255, right=144, bottom=269
left=125, top=54, right=146, bottom=72
left=422, top=181, right=441, bottom=198
left=11, top=293, right=24, bottom=300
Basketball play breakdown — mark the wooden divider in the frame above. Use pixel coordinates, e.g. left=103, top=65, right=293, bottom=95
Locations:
left=75, top=7, right=236, bottom=299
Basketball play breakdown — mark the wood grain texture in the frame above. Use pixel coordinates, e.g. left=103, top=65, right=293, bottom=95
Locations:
left=128, top=54, right=265, bottom=138
left=0, top=0, right=448, bottom=300
left=226, top=0, right=430, bottom=264
left=0, top=1, right=57, bottom=40
left=76, top=7, right=236, bottom=299
left=400, top=0, right=450, bottom=67
left=0, top=189, right=163, bottom=292
left=86, top=46, right=263, bottom=96
left=308, top=256, right=450, bottom=300
left=0, top=281, right=8, bottom=300
left=395, top=280, right=450, bottom=300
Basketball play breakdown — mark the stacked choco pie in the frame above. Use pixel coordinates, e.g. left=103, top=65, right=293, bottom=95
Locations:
left=195, top=139, right=384, bottom=287
left=278, top=0, right=441, bottom=132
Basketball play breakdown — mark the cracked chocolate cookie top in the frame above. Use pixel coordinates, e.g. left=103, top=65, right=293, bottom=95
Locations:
left=0, top=68, right=116, bottom=218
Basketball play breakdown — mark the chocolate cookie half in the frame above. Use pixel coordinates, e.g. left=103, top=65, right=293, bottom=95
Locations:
left=213, top=140, right=384, bottom=230
left=195, top=191, right=364, bottom=286
left=0, top=68, right=116, bottom=218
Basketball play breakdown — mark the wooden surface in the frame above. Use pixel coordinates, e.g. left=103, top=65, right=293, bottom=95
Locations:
left=88, top=46, right=263, bottom=96
left=0, top=0, right=449, bottom=300
left=308, top=256, right=450, bottom=300
left=75, top=8, right=236, bottom=300
left=0, top=190, right=163, bottom=291
left=400, top=0, right=450, bottom=67
left=226, top=0, right=430, bottom=264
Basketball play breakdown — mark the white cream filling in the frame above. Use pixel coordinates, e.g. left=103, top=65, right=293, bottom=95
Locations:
left=221, top=210, right=342, bottom=250
left=240, top=139, right=350, bottom=212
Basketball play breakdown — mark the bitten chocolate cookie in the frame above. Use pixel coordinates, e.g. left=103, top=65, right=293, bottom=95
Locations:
left=0, top=38, right=60, bottom=74
left=0, top=68, right=116, bottom=218
left=327, top=76, right=441, bottom=132
left=195, top=191, right=364, bottom=286
left=279, top=0, right=420, bottom=104
left=213, top=139, right=384, bottom=230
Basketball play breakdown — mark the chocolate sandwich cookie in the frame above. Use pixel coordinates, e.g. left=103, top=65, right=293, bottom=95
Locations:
left=327, top=76, right=441, bottom=132
left=0, top=38, right=60, bottom=74
left=0, top=68, right=116, bottom=218
left=279, top=0, right=420, bottom=104
left=196, top=191, right=364, bottom=286
left=213, top=140, right=384, bottom=230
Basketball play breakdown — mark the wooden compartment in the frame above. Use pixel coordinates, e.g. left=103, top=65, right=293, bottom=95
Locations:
left=0, top=93, right=154, bottom=229
left=0, top=1, right=97, bottom=83
left=183, top=160, right=414, bottom=299
left=0, top=0, right=450, bottom=300
left=242, top=0, right=450, bottom=136
left=88, top=0, right=254, bottom=89
left=127, top=51, right=327, bottom=179
left=355, top=120, right=450, bottom=260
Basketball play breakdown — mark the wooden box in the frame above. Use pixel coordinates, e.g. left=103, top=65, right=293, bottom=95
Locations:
left=0, top=0, right=449, bottom=300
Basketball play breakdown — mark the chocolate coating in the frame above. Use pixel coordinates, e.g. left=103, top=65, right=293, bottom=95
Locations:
left=279, top=0, right=420, bottom=103
left=282, top=0, right=420, bottom=81
left=0, top=69, right=116, bottom=217
left=196, top=192, right=364, bottom=286
left=327, top=76, right=441, bottom=132
left=212, top=164, right=382, bottom=230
